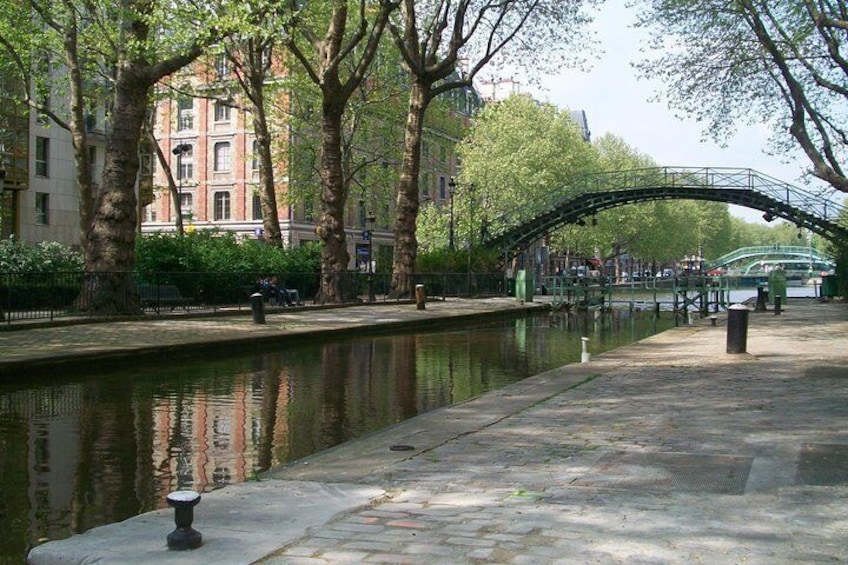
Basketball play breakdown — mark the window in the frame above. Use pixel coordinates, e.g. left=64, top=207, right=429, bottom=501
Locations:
left=252, top=140, right=260, bottom=170
left=35, top=137, right=49, bottom=177
left=180, top=192, right=193, bottom=212
left=214, top=191, right=231, bottom=220
left=177, top=145, right=193, bottom=180
left=215, top=53, right=229, bottom=80
left=214, top=142, right=231, bottom=172
left=439, top=176, right=446, bottom=200
left=177, top=98, right=193, bottom=131
left=252, top=193, right=263, bottom=220
left=214, top=101, right=231, bottom=123
left=35, top=192, right=49, bottom=225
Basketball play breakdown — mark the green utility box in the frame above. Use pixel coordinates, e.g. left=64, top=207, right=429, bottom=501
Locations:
left=768, top=269, right=787, bottom=304
left=821, top=274, right=838, bottom=298
left=515, top=270, right=534, bottom=303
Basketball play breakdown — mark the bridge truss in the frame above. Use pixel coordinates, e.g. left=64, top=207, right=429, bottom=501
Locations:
left=481, top=167, right=848, bottom=253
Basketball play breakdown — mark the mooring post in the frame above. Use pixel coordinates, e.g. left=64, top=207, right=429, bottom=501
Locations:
left=726, top=304, right=750, bottom=354
left=166, top=490, right=202, bottom=550
left=415, top=284, right=426, bottom=310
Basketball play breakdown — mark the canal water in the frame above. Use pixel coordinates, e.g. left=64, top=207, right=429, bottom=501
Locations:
left=0, top=307, right=703, bottom=561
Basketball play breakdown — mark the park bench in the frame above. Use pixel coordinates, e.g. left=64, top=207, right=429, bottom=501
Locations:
left=137, top=284, right=192, bottom=313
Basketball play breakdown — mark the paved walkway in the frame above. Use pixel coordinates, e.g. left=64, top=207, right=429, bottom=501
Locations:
left=0, top=298, right=542, bottom=377
left=24, top=297, right=848, bottom=564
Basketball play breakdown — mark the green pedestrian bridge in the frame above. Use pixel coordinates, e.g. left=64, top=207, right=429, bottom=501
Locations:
left=709, top=246, right=835, bottom=275
left=481, top=167, right=848, bottom=254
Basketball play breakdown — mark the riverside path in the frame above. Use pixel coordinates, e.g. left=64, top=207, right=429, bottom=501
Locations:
left=24, top=297, right=848, bottom=565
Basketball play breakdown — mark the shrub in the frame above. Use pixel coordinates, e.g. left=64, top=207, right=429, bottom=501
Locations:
left=0, top=236, right=84, bottom=273
left=134, top=230, right=321, bottom=275
left=415, top=247, right=502, bottom=274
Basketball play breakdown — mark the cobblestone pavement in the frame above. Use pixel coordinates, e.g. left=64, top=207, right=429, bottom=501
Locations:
left=259, top=299, right=848, bottom=564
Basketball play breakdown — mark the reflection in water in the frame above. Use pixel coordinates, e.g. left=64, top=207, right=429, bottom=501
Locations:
left=0, top=309, right=674, bottom=562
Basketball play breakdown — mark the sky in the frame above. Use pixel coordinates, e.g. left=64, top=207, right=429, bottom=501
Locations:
left=521, top=2, right=826, bottom=225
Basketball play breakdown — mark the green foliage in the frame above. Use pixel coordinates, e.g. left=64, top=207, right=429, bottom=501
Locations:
left=134, top=230, right=321, bottom=276
left=415, top=247, right=502, bottom=274
left=450, top=93, right=600, bottom=249
left=0, top=236, right=84, bottom=272
left=634, top=0, right=848, bottom=192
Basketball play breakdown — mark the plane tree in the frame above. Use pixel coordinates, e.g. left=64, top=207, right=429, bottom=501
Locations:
left=387, top=0, right=597, bottom=296
left=634, top=0, right=848, bottom=193
left=0, top=0, right=251, bottom=313
left=279, top=0, right=399, bottom=303
left=450, top=93, right=600, bottom=256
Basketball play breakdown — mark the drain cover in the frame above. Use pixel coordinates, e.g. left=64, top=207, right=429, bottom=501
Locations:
left=797, top=443, right=848, bottom=486
left=572, top=452, right=752, bottom=495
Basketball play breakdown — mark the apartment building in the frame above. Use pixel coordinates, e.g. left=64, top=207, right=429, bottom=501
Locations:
left=143, top=59, right=481, bottom=270
left=0, top=77, right=107, bottom=249
left=1, top=58, right=480, bottom=265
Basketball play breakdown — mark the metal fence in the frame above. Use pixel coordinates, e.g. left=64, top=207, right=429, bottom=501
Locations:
left=0, top=271, right=506, bottom=325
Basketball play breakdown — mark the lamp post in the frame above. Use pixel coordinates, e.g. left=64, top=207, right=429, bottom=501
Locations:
left=448, top=176, right=456, bottom=250
left=366, top=214, right=376, bottom=303
left=172, top=143, right=191, bottom=233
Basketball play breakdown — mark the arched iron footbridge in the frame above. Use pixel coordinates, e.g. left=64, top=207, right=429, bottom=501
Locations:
left=481, top=167, right=848, bottom=252
left=709, top=245, right=835, bottom=272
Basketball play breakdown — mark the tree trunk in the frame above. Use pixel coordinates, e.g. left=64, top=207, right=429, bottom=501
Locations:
left=249, top=63, right=283, bottom=247
left=390, top=79, right=430, bottom=297
left=315, top=99, right=350, bottom=303
left=84, top=67, right=149, bottom=314
left=148, top=129, right=184, bottom=235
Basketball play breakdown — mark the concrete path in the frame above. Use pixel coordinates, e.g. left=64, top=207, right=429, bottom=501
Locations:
left=22, top=297, right=848, bottom=564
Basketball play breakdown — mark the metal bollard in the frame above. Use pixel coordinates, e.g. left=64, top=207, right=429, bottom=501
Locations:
left=166, top=490, right=202, bottom=550
left=580, top=337, right=590, bottom=363
left=415, top=284, right=426, bottom=310
left=250, top=292, right=266, bottom=324
left=774, top=296, right=782, bottom=316
left=726, top=304, right=749, bottom=354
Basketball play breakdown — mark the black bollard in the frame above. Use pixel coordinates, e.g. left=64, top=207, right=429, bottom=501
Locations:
left=726, top=304, right=749, bottom=354
left=774, top=296, right=782, bottom=316
left=250, top=292, right=266, bottom=324
left=415, top=284, right=426, bottom=310
left=166, top=490, right=202, bottom=550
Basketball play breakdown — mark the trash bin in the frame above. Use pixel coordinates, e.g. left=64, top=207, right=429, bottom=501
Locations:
left=768, top=269, right=787, bottom=307
left=821, top=274, right=838, bottom=298
left=250, top=292, right=266, bottom=324
left=726, top=304, right=749, bottom=354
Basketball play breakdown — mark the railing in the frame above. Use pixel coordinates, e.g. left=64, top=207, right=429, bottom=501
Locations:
left=0, top=271, right=506, bottom=326
left=483, top=167, right=848, bottom=247
left=709, top=245, right=834, bottom=269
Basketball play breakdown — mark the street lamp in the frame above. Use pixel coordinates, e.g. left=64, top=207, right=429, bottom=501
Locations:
left=172, top=143, right=191, bottom=229
left=448, top=176, right=456, bottom=250
left=365, top=215, right=376, bottom=303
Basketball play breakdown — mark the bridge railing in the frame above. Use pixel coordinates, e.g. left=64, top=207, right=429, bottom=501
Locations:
left=709, top=245, right=835, bottom=269
left=484, top=167, right=847, bottom=246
